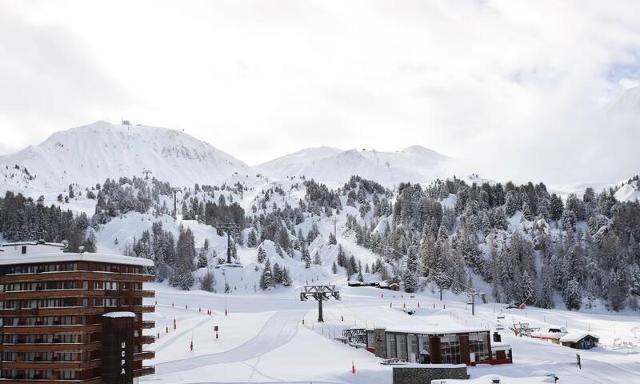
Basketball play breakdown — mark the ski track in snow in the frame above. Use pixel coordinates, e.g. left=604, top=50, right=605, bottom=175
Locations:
left=155, top=316, right=211, bottom=353
left=154, top=310, right=301, bottom=375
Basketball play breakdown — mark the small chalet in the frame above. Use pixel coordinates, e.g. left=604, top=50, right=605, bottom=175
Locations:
left=559, top=333, right=599, bottom=350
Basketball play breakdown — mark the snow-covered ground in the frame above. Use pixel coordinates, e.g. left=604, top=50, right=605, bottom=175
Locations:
left=141, top=283, right=640, bottom=384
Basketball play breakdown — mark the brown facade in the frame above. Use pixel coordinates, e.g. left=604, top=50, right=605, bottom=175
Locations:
left=0, top=260, right=155, bottom=383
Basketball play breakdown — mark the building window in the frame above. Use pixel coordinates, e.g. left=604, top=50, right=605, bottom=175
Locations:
left=386, top=333, right=397, bottom=358
left=469, top=332, right=489, bottom=361
left=367, top=331, right=375, bottom=349
left=396, top=334, right=408, bottom=361
left=440, top=334, right=461, bottom=364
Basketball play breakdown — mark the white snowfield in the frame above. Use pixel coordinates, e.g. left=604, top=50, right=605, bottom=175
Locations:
left=142, top=283, right=640, bottom=384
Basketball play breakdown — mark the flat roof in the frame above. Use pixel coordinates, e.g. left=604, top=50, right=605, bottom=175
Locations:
left=1, top=241, right=65, bottom=247
left=364, top=326, right=490, bottom=335
left=0, top=252, right=154, bottom=267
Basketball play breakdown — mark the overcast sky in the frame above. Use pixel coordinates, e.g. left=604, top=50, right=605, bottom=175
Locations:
left=1, top=0, right=640, bottom=184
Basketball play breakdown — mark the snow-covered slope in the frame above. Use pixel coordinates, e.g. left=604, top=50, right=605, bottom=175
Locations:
left=614, top=177, right=640, bottom=202
left=0, top=121, right=252, bottom=193
left=257, top=145, right=454, bottom=187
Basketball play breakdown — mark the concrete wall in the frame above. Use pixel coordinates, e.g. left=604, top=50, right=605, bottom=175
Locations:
left=374, top=328, right=386, bottom=358
left=392, top=365, right=468, bottom=384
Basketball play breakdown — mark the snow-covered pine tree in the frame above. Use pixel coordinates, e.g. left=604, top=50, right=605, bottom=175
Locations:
left=200, top=269, right=215, bottom=292
left=259, top=259, right=274, bottom=290
left=313, top=251, right=321, bottom=265
left=549, top=193, right=563, bottom=221
left=337, top=244, right=347, bottom=267
left=563, top=278, right=581, bottom=310
left=170, top=226, right=196, bottom=290
left=282, top=267, right=292, bottom=286
left=257, top=247, right=267, bottom=263
left=347, top=255, right=358, bottom=279
left=303, top=246, right=311, bottom=269
left=403, top=269, right=417, bottom=293
left=522, top=201, right=534, bottom=221
left=516, top=269, right=534, bottom=304
left=273, top=262, right=282, bottom=284
left=536, top=265, right=555, bottom=309
left=197, top=239, right=209, bottom=268
left=83, top=231, right=97, bottom=253
left=247, top=229, right=258, bottom=248
left=332, top=261, right=338, bottom=274
left=504, top=190, right=520, bottom=217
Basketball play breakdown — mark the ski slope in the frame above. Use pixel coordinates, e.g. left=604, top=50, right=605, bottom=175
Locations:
left=141, top=283, right=640, bottom=384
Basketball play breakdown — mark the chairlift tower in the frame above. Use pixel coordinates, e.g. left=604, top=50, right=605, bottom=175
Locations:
left=300, top=285, right=340, bottom=322
left=171, top=187, right=183, bottom=218
left=467, top=289, right=484, bottom=316
left=219, top=223, right=240, bottom=264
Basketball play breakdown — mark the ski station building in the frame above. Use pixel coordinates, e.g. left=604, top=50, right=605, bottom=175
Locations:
left=344, top=326, right=512, bottom=366
left=0, top=241, right=155, bottom=383
left=559, top=332, right=599, bottom=350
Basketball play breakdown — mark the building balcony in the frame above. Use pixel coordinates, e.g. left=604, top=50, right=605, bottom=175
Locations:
left=133, top=366, right=155, bottom=377
left=135, top=335, right=155, bottom=345
left=0, top=378, right=101, bottom=384
left=0, top=307, right=102, bottom=316
left=0, top=358, right=101, bottom=370
left=134, top=350, right=155, bottom=361
left=0, top=289, right=155, bottom=300
left=0, top=305, right=154, bottom=316
left=122, top=304, right=155, bottom=313
left=1, top=323, right=102, bottom=335
left=0, top=271, right=156, bottom=284
left=138, top=320, right=155, bottom=329
left=0, top=341, right=101, bottom=352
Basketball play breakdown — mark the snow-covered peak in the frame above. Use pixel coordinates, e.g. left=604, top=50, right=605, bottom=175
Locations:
left=0, top=121, right=252, bottom=193
left=257, top=145, right=454, bottom=187
left=400, top=145, right=443, bottom=157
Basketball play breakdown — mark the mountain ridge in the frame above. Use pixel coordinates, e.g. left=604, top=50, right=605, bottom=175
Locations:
left=1, top=121, right=457, bottom=192
left=0, top=121, right=252, bottom=193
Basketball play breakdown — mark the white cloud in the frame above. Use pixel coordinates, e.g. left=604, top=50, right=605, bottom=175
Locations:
left=1, top=0, right=640, bottom=184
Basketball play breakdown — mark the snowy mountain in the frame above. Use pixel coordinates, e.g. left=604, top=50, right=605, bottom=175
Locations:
left=614, top=176, right=640, bottom=202
left=0, top=121, right=252, bottom=194
left=257, top=145, right=455, bottom=187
